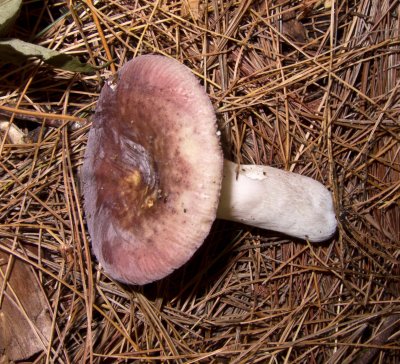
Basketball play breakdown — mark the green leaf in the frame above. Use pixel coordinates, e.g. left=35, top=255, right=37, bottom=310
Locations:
left=0, top=0, right=22, bottom=36
left=0, top=38, right=95, bottom=73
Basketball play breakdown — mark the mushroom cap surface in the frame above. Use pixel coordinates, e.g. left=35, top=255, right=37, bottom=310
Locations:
left=82, top=55, right=223, bottom=285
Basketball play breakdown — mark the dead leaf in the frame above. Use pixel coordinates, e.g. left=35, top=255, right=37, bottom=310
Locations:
left=0, top=252, right=52, bottom=361
left=0, top=121, right=26, bottom=144
left=281, top=10, right=307, bottom=43
left=181, top=0, right=202, bottom=20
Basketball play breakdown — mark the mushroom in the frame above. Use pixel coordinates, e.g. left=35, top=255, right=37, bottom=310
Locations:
left=82, top=55, right=337, bottom=285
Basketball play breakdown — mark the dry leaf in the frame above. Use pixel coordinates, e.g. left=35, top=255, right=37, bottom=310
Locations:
left=181, top=0, right=201, bottom=20
left=281, top=9, right=307, bottom=43
left=0, top=252, right=52, bottom=361
left=0, top=121, right=26, bottom=144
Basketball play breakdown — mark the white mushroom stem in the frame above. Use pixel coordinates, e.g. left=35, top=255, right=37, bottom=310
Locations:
left=217, top=160, right=337, bottom=242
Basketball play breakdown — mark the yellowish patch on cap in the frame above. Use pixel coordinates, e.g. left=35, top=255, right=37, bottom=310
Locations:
left=125, top=169, right=142, bottom=187
left=143, top=196, right=155, bottom=209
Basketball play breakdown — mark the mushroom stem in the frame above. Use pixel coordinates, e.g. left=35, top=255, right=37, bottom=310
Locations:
left=217, top=160, right=337, bottom=242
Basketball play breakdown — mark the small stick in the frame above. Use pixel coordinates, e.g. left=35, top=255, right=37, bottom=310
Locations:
left=0, top=106, right=88, bottom=129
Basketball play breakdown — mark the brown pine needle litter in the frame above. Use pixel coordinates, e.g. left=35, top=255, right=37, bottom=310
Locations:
left=0, top=0, right=399, bottom=362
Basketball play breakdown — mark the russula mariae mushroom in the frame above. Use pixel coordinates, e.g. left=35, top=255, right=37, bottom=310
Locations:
left=82, top=55, right=337, bottom=285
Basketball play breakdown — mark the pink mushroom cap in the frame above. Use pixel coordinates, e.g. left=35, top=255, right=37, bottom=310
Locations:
left=82, top=55, right=223, bottom=285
